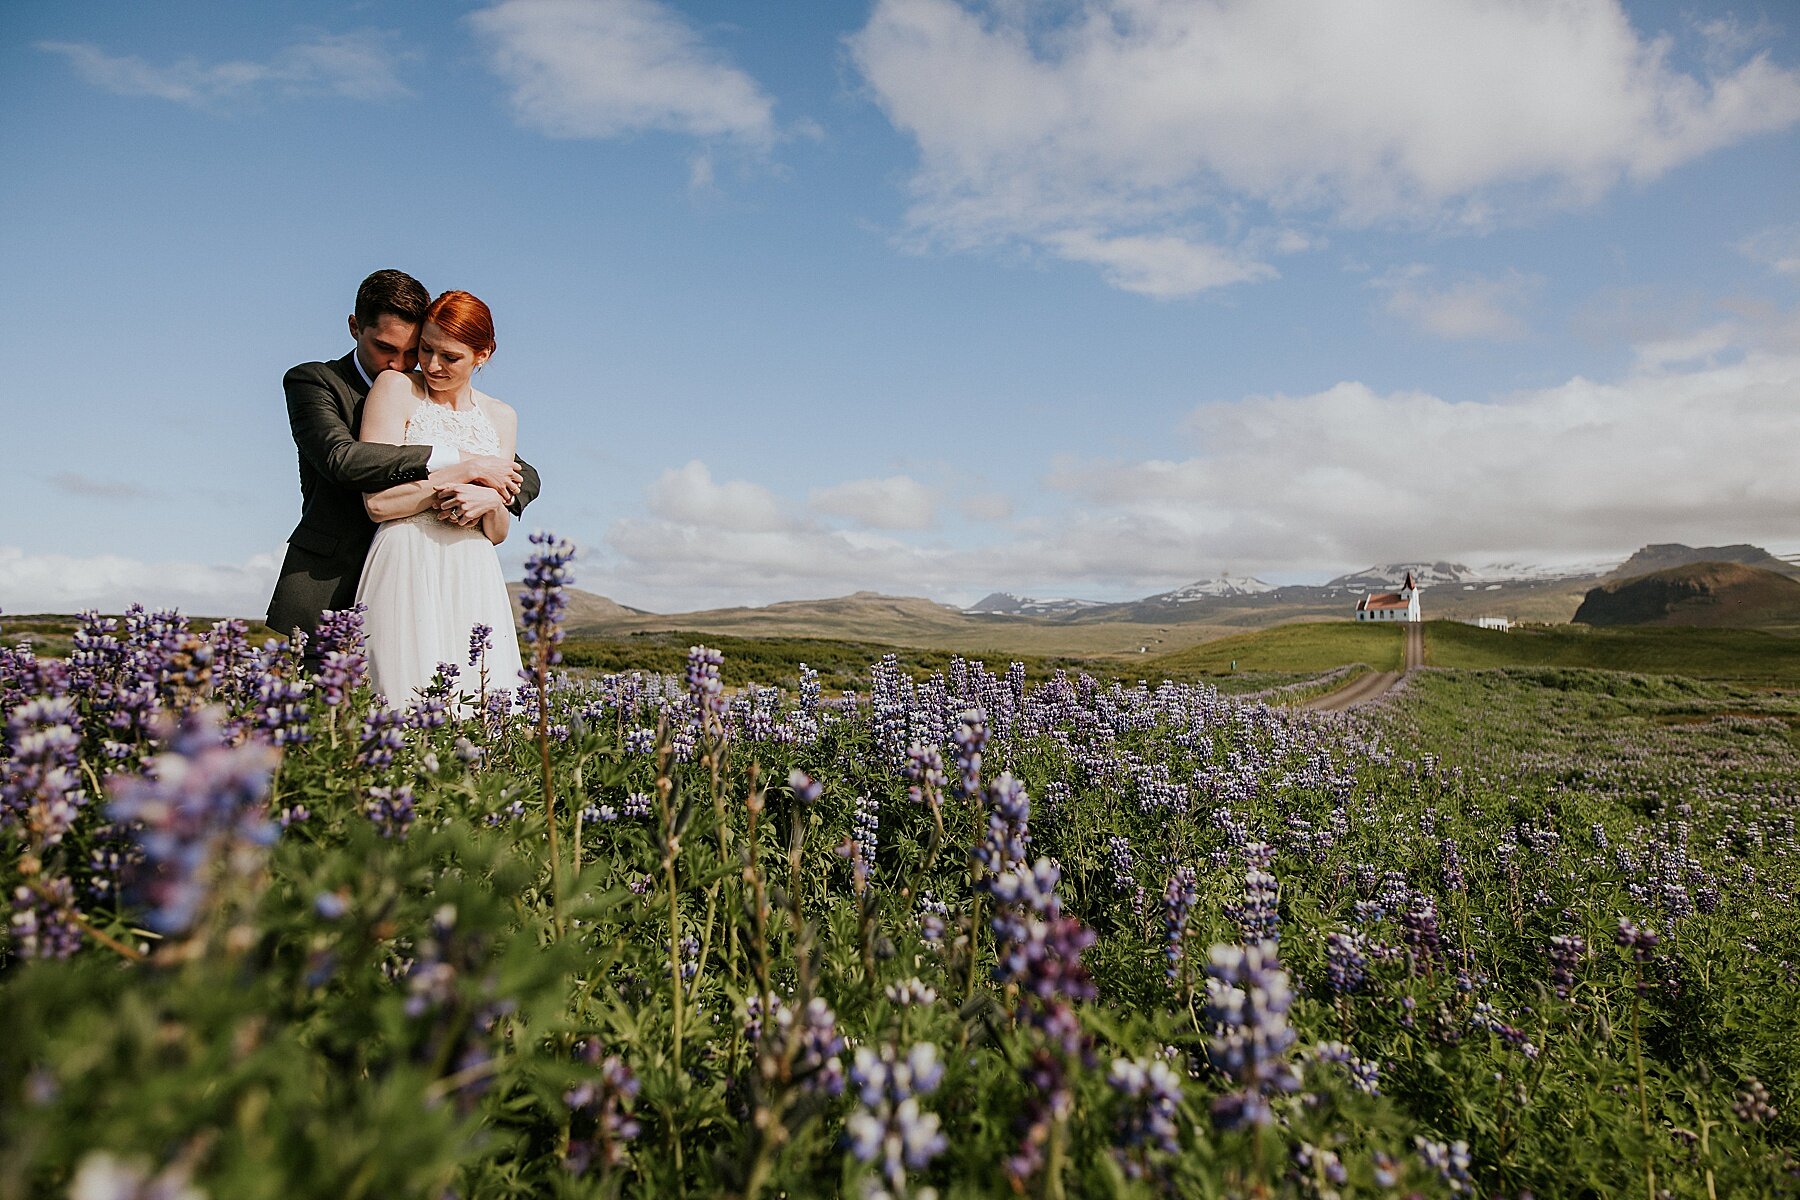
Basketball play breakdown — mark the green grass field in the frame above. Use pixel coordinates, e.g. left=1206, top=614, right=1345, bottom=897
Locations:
left=1423, top=619, right=1800, bottom=685
left=1144, top=619, right=1405, bottom=676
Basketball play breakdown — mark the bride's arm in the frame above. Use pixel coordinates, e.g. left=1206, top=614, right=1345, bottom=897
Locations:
left=360, top=373, right=439, bottom=522
left=478, top=401, right=519, bottom=545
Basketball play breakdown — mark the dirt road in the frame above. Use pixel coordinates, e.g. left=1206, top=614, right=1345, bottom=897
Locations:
left=1303, top=622, right=1422, bottom=713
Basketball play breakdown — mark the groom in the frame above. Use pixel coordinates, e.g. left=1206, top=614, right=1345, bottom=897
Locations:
left=266, top=269, right=541, bottom=642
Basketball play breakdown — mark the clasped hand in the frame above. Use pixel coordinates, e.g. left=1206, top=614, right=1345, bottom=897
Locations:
left=434, top=482, right=507, bottom=527
left=453, top=454, right=522, bottom=502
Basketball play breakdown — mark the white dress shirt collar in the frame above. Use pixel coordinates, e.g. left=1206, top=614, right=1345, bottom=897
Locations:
left=351, top=348, right=376, bottom=390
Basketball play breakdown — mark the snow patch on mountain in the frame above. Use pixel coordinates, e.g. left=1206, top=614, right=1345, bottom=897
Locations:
left=966, top=592, right=1106, bottom=617
left=1149, top=575, right=1278, bottom=602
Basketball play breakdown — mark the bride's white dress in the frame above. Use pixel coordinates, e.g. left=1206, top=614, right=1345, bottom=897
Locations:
left=355, top=396, right=524, bottom=705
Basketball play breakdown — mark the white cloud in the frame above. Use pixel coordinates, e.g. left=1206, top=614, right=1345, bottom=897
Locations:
left=1054, top=329, right=1800, bottom=572
left=1045, top=230, right=1275, bottom=297
left=1375, top=266, right=1538, bottom=341
left=36, top=34, right=409, bottom=108
left=595, top=313, right=1800, bottom=609
left=849, top=0, right=1800, bottom=295
left=469, top=0, right=777, bottom=146
left=809, top=475, right=938, bottom=530
left=645, top=459, right=789, bottom=532
left=1738, top=222, right=1800, bottom=276
left=0, top=547, right=278, bottom=617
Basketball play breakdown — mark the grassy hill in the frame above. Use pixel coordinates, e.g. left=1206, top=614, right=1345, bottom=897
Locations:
left=1145, top=620, right=1406, bottom=676
left=1424, top=620, right=1800, bottom=685
left=1572, top=562, right=1800, bottom=630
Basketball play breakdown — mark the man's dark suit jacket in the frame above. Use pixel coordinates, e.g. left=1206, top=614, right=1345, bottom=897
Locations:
left=265, top=352, right=541, bottom=640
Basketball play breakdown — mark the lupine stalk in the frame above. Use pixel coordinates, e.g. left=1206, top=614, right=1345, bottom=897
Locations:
left=520, top=532, right=574, bottom=937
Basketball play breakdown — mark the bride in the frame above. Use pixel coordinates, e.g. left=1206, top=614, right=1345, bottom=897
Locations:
left=355, top=289, right=525, bottom=704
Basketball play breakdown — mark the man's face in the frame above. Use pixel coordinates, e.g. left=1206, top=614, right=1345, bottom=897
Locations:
left=348, top=313, right=421, bottom=376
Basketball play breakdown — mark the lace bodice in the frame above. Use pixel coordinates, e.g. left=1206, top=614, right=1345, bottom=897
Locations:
left=406, top=397, right=501, bottom=457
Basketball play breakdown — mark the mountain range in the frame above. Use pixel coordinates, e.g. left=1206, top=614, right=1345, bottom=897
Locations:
left=515, top=543, right=1799, bottom=658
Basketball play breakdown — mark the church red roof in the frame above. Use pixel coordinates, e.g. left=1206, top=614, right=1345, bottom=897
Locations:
left=1357, top=593, right=1411, bottom=610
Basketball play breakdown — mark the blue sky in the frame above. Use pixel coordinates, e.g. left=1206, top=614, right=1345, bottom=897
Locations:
left=3, top=0, right=1798, bottom=614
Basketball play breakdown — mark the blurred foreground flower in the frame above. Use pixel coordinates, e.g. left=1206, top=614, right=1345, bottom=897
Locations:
left=109, top=709, right=278, bottom=938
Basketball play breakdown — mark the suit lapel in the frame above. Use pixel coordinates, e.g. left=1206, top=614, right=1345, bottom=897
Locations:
left=332, top=352, right=372, bottom=436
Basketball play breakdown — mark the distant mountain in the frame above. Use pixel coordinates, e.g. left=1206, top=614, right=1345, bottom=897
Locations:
left=1606, top=543, right=1799, bottom=581
left=507, top=584, right=649, bottom=628
left=966, top=592, right=1107, bottom=617
left=1145, top=575, right=1277, bottom=603
left=1573, top=562, right=1800, bottom=628
left=1326, top=562, right=1479, bottom=589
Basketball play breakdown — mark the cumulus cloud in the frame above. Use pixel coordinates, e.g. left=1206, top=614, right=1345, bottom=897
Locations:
left=849, top=0, right=1800, bottom=295
left=0, top=547, right=278, bottom=616
left=37, top=33, right=410, bottom=107
left=1375, top=266, right=1538, bottom=341
left=469, top=0, right=777, bottom=146
left=645, top=459, right=789, bottom=532
left=1053, top=331, right=1800, bottom=572
left=809, top=475, right=938, bottom=530
left=593, top=313, right=1800, bottom=609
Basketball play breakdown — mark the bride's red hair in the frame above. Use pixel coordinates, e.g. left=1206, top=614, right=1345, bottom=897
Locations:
left=424, top=290, right=497, bottom=357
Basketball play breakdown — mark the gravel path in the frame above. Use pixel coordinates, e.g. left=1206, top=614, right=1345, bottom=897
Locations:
left=1303, top=623, right=1422, bottom=712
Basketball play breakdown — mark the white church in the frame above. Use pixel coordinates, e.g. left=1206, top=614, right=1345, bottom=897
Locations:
left=1354, top=571, right=1422, bottom=622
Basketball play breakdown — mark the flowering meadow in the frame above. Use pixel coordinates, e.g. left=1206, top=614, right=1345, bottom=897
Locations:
left=3, top=538, right=1797, bottom=1199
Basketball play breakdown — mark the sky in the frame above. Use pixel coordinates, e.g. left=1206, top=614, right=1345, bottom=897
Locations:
left=3, top=0, right=1798, bottom=616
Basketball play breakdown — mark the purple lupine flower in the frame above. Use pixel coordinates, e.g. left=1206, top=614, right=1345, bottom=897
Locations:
left=1203, top=941, right=1301, bottom=1130
left=1294, top=1143, right=1349, bottom=1190
left=1310, top=1040, right=1381, bottom=1095
left=108, top=708, right=279, bottom=937
left=564, top=1053, right=641, bottom=1175
left=1414, top=1136, right=1473, bottom=1194
left=1109, top=1054, right=1184, bottom=1176
left=917, top=892, right=948, bottom=946
left=1548, top=934, right=1586, bottom=999
left=1163, top=867, right=1199, bottom=981
left=9, top=877, right=84, bottom=959
left=904, top=742, right=946, bottom=806
left=844, top=792, right=880, bottom=897
left=365, top=784, right=415, bottom=839
left=252, top=669, right=311, bottom=747
left=4, top=695, right=86, bottom=846
left=1323, top=930, right=1369, bottom=996
left=1439, top=838, right=1467, bottom=892
left=684, top=645, right=725, bottom=718
left=1400, top=893, right=1444, bottom=973
left=1616, top=917, right=1659, bottom=994
left=311, top=605, right=368, bottom=706
left=356, top=707, right=406, bottom=771
left=885, top=977, right=938, bottom=1007
left=518, top=532, right=575, bottom=669
left=1108, top=835, right=1136, bottom=895
left=987, top=858, right=1097, bottom=1052
left=1226, top=866, right=1280, bottom=945
left=952, top=709, right=989, bottom=801
left=1733, top=1078, right=1778, bottom=1124
left=745, top=995, right=846, bottom=1096
left=468, top=623, right=493, bottom=667
left=67, top=1151, right=204, bottom=1200
left=789, top=768, right=823, bottom=806
left=845, top=1042, right=949, bottom=1196
left=972, top=771, right=1031, bottom=877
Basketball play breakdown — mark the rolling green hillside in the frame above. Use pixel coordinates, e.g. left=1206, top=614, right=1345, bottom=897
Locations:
left=1424, top=620, right=1800, bottom=684
left=1145, top=620, right=1406, bottom=676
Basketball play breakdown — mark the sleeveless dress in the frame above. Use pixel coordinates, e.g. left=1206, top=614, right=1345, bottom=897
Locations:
left=355, top=396, right=525, bottom=705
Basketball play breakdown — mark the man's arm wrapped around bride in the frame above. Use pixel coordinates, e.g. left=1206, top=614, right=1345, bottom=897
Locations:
left=360, top=370, right=518, bottom=546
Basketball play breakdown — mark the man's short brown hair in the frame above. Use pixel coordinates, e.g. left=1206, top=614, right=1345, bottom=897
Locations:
left=354, top=269, right=430, bottom=328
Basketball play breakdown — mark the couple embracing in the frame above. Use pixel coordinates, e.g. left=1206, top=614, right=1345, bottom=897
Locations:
left=266, top=269, right=540, bottom=703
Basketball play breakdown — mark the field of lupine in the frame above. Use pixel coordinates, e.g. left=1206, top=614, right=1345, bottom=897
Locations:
left=3, top=537, right=1797, bottom=1199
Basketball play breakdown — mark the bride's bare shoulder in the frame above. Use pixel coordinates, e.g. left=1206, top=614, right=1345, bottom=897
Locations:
left=369, top=369, right=426, bottom=405
left=474, top=389, right=516, bottom=430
